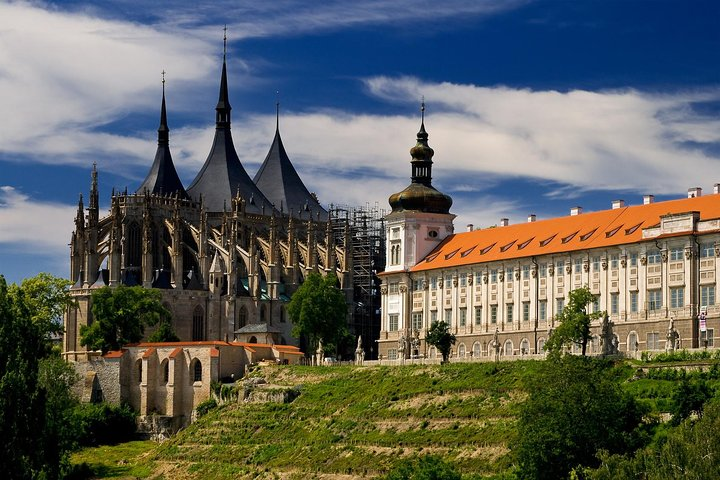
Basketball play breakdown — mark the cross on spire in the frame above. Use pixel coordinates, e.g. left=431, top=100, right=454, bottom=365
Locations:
left=276, top=90, right=280, bottom=130
left=223, top=24, right=227, bottom=56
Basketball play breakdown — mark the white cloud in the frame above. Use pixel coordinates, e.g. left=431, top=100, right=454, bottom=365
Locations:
left=0, top=186, right=76, bottom=255
left=0, top=1, right=216, bottom=164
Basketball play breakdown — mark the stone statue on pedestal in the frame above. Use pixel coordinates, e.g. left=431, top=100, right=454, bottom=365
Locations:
left=600, top=315, right=617, bottom=356
left=666, top=317, right=679, bottom=353
left=492, top=327, right=500, bottom=362
left=316, top=340, right=324, bottom=366
left=355, top=336, right=365, bottom=365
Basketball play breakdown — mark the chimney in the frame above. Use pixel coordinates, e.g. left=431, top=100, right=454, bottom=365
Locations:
left=466, top=224, right=474, bottom=232
left=500, top=218, right=509, bottom=227
left=528, top=214, right=536, bottom=223
left=612, top=199, right=625, bottom=209
left=643, top=195, right=654, bottom=205
left=688, top=187, right=702, bottom=198
left=570, top=206, right=582, bottom=216
left=714, top=184, right=720, bottom=195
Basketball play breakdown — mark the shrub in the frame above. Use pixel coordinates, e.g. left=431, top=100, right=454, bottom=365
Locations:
left=195, top=398, right=218, bottom=418
left=73, top=402, right=137, bottom=447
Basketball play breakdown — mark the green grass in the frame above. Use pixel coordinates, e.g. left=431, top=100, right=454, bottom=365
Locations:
left=70, top=440, right=157, bottom=478
left=70, top=359, right=712, bottom=479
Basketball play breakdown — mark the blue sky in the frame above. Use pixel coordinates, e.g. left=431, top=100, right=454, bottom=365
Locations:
left=0, top=0, right=718, bottom=285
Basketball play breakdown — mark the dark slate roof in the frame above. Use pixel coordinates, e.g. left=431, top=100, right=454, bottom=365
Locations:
left=253, top=127, right=328, bottom=220
left=136, top=88, right=189, bottom=199
left=186, top=56, right=274, bottom=214
left=234, top=323, right=282, bottom=334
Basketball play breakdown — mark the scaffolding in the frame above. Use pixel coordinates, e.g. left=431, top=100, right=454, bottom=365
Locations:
left=330, top=203, right=386, bottom=359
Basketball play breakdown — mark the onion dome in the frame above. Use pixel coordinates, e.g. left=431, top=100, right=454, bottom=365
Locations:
left=388, top=104, right=452, bottom=214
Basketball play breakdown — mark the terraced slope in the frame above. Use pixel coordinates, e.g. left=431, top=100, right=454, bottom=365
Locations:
left=148, top=362, right=542, bottom=479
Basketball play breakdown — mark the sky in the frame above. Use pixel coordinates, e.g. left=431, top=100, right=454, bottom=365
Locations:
left=0, top=0, right=718, bottom=285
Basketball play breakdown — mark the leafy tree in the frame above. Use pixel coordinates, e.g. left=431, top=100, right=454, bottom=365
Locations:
left=147, top=317, right=180, bottom=343
left=426, top=320, right=456, bottom=363
left=589, top=399, right=720, bottom=480
left=287, top=272, right=347, bottom=355
left=11, top=272, right=75, bottom=337
left=545, top=286, right=604, bottom=356
left=514, top=356, right=645, bottom=480
left=80, top=285, right=171, bottom=353
left=382, top=455, right=461, bottom=480
left=0, top=274, right=80, bottom=479
left=670, top=378, right=712, bottom=425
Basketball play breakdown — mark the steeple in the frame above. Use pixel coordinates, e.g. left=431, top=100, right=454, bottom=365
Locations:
left=187, top=30, right=275, bottom=214
left=254, top=100, right=328, bottom=220
left=388, top=103, right=452, bottom=214
left=215, top=26, right=231, bottom=128
left=137, top=73, right=189, bottom=199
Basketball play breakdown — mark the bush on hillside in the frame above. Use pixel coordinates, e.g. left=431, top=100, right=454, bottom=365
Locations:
left=73, top=402, right=137, bottom=447
left=381, top=455, right=461, bottom=480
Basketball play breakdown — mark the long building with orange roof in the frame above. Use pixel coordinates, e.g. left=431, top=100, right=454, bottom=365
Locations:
left=378, top=112, right=720, bottom=360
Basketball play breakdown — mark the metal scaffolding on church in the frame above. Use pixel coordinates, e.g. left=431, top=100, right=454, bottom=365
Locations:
left=330, top=203, right=386, bottom=360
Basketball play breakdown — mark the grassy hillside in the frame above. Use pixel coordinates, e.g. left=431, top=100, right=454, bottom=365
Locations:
left=71, top=359, right=720, bottom=479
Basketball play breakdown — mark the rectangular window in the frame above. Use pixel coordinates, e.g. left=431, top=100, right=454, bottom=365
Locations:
left=490, top=305, right=497, bottom=324
left=630, top=253, right=638, bottom=267
left=522, top=265, right=530, bottom=280
left=507, top=304, right=514, bottom=323
left=474, top=306, right=483, bottom=325
left=413, top=279, right=422, bottom=291
left=556, top=260, right=564, bottom=273
left=700, top=243, right=714, bottom=258
left=431, top=310, right=437, bottom=323
left=701, top=328, right=715, bottom=347
left=647, top=250, right=661, bottom=264
left=444, top=275, right=452, bottom=286
left=611, top=293, right=619, bottom=315
left=648, top=290, right=662, bottom=310
left=388, top=348, right=398, bottom=360
left=611, top=254, right=619, bottom=269
left=475, top=272, right=483, bottom=284
left=389, top=282, right=399, bottom=294
left=430, top=276, right=437, bottom=290
left=592, top=257, right=600, bottom=272
left=539, top=263, right=547, bottom=277
left=574, top=258, right=583, bottom=274
left=459, top=308, right=467, bottom=326
left=647, top=332, right=660, bottom=350
left=556, top=298, right=564, bottom=315
left=670, top=287, right=684, bottom=309
left=506, top=267, right=514, bottom=279
left=459, top=275, right=467, bottom=287
left=444, top=309, right=452, bottom=324
left=539, top=300, right=547, bottom=320
left=592, top=295, right=600, bottom=313
left=701, top=285, right=716, bottom=307
left=522, top=302, right=530, bottom=321
left=630, top=291, right=638, bottom=312
left=670, top=248, right=683, bottom=261
left=491, top=269, right=498, bottom=283
left=411, top=312, right=423, bottom=331
left=389, top=314, right=398, bottom=331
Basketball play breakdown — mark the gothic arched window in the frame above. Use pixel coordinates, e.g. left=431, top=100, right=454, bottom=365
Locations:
left=236, top=306, right=248, bottom=331
left=191, top=359, right=202, bottom=383
left=192, top=306, right=205, bottom=341
left=127, top=222, right=142, bottom=267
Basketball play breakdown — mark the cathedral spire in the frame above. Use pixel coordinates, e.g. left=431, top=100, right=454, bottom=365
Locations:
left=89, top=163, right=98, bottom=213
left=158, top=70, right=169, bottom=145
left=216, top=26, right=232, bottom=128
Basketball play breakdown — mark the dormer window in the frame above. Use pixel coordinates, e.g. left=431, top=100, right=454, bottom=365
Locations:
left=428, top=229, right=438, bottom=239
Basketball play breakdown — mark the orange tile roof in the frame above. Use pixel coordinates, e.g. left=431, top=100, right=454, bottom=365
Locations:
left=210, top=347, right=220, bottom=358
left=168, top=347, right=183, bottom=359
left=103, top=350, right=125, bottom=358
left=142, top=347, right=156, bottom=359
left=411, top=194, right=720, bottom=273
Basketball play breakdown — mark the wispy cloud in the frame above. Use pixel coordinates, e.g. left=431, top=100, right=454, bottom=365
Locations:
left=0, top=186, right=76, bottom=254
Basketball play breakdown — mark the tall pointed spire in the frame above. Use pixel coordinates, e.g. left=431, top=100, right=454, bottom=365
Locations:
left=158, top=70, right=169, bottom=145
left=137, top=73, right=189, bottom=199
left=187, top=29, right=275, bottom=214
left=216, top=25, right=231, bottom=127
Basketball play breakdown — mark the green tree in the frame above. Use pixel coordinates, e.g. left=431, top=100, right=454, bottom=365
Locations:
left=80, top=285, right=170, bottom=353
left=589, top=399, right=720, bottom=480
left=11, top=272, right=75, bottom=337
left=382, top=455, right=461, bottom=480
left=426, top=320, right=456, bottom=363
left=147, top=317, right=180, bottom=343
left=0, top=274, right=80, bottom=479
left=287, top=272, right=347, bottom=355
left=670, top=377, right=712, bottom=425
left=514, top=356, right=644, bottom=480
left=545, top=286, right=604, bottom=356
